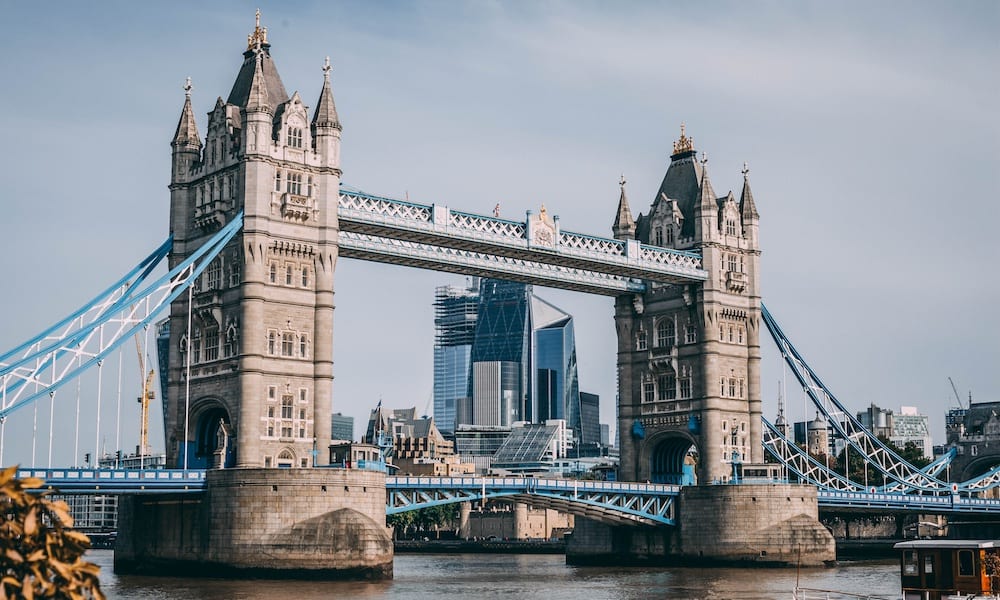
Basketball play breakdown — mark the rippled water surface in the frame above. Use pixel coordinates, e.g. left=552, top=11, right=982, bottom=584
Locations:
left=90, top=550, right=900, bottom=599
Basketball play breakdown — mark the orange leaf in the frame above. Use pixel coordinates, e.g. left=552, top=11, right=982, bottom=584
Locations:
left=23, top=507, right=37, bottom=537
left=19, top=477, right=44, bottom=490
left=0, top=465, right=17, bottom=487
left=4, top=549, right=23, bottom=564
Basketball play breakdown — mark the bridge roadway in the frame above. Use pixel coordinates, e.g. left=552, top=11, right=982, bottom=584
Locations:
left=19, top=468, right=1000, bottom=522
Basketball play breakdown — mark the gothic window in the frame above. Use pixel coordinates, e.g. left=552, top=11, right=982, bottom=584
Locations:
left=264, top=456, right=273, bottom=467
left=208, top=181, right=215, bottom=203
left=728, top=378, right=736, bottom=397
left=285, top=265, right=293, bottom=286
left=275, top=170, right=282, bottom=192
left=287, top=172, right=303, bottom=195
left=210, top=144, right=216, bottom=165
left=728, top=326, right=734, bottom=343
left=685, top=324, right=697, bottom=344
left=657, top=373, right=676, bottom=401
left=726, top=219, right=737, bottom=236
left=719, top=325, right=724, bottom=341
left=228, top=260, right=241, bottom=287
left=281, top=395, right=293, bottom=419
left=298, top=427, right=306, bottom=439
left=227, top=174, right=236, bottom=200
left=636, top=329, right=647, bottom=351
left=654, top=226, right=663, bottom=246
left=299, top=409, right=306, bottom=420
left=277, top=449, right=294, bottom=465
left=738, top=379, right=744, bottom=398
left=287, top=126, right=303, bottom=149
left=299, top=388, right=307, bottom=403
left=205, top=259, right=221, bottom=290
left=642, top=377, right=655, bottom=403
left=300, top=458, right=308, bottom=467
left=738, top=328, right=744, bottom=344
left=281, top=333, right=294, bottom=357
left=299, top=334, right=307, bottom=358
left=268, top=386, right=276, bottom=400
left=307, top=176, right=313, bottom=197
left=301, top=267, right=309, bottom=287
left=268, top=406, right=275, bottom=418
left=720, top=377, right=726, bottom=396
left=267, top=425, right=274, bottom=438
left=269, top=263, right=277, bottom=284
left=267, top=331, right=277, bottom=355
left=728, top=254, right=738, bottom=273
left=679, top=377, right=692, bottom=399
left=204, top=328, right=219, bottom=361
left=192, top=329, right=201, bottom=363
left=656, top=319, right=675, bottom=348
left=666, top=227, right=674, bottom=245
left=281, top=425, right=293, bottom=439
left=224, top=324, right=238, bottom=357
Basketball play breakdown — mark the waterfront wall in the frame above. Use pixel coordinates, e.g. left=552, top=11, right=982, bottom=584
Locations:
left=115, top=468, right=393, bottom=579
left=567, top=484, right=835, bottom=567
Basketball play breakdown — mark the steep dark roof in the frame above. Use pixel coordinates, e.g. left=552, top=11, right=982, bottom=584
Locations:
left=612, top=177, right=636, bottom=239
left=227, top=46, right=289, bottom=110
left=651, top=150, right=703, bottom=239
left=740, top=172, right=759, bottom=220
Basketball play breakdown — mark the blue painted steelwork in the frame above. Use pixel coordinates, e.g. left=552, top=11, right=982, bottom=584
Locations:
left=762, top=303, right=1000, bottom=494
left=385, top=476, right=678, bottom=526
left=0, top=214, right=243, bottom=421
left=18, top=468, right=206, bottom=494
left=23, top=468, right=1000, bottom=517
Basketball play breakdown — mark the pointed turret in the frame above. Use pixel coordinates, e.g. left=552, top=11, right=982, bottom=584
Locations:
left=171, top=78, right=201, bottom=150
left=245, top=50, right=271, bottom=114
left=693, top=153, right=718, bottom=242
left=612, top=174, right=636, bottom=240
left=312, top=56, right=341, bottom=130
left=739, top=162, right=759, bottom=220
left=312, top=57, right=342, bottom=170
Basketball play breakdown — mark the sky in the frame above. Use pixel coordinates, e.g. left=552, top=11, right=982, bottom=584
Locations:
left=0, top=1, right=997, bottom=467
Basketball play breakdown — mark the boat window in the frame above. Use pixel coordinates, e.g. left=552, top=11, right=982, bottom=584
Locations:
left=903, top=550, right=918, bottom=576
left=959, top=550, right=975, bottom=576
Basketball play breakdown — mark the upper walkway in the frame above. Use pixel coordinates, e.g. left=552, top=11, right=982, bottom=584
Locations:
left=337, top=187, right=707, bottom=295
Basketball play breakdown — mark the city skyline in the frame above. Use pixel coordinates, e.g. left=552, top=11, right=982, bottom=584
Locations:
left=0, top=2, right=996, bottom=465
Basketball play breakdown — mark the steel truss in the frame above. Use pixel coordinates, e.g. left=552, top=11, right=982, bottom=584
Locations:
left=762, top=304, right=1000, bottom=494
left=385, top=476, right=677, bottom=526
left=0, top=214, right=243, bottom=421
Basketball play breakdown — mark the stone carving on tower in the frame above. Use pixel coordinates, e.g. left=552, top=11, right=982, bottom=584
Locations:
left=165, top=12, right=342, bottom=469
left=613, top=124, right=762, bottom=485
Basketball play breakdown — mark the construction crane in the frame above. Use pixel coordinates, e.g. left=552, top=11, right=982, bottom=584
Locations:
left=949, top=377, right=965, bottom=410
left=134, top=335, right=155, bottom=457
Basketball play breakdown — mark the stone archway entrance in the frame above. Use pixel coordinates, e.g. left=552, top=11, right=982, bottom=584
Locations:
left=650, top=435, right=697, bottom=485
left=192, top=405, right=234, bottom=469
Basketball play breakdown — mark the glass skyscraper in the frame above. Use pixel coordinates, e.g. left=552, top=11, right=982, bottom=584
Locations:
left=434, top=278, right=589, bottom=445
left=432, top=281, right=480, bottom=435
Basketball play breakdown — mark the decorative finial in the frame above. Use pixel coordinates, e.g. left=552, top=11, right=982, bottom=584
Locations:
left=183, top=77, right=193, bottom=98
left=493, top=203, right=501, bottom=218
left=700, top=151, right=708, bottom=165
left=619, top=173, right=627, bottom=188
left=247, top=8, right=268, bottom=50
left=672, top=122, right=694, bottom=155
left=323, top=56, right=332, bottom=79
left=742, top=161, right=750, bottom=179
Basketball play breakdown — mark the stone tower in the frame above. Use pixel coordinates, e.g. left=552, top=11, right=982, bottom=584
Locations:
left=614, top=126, right=762, bottom=484
left=165, top=13, right=342, bottom=469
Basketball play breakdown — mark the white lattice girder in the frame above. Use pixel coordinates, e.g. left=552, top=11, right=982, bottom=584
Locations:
left=338, top=231, right=646, bottom=295
left=338, top=191, right=706, bottom=285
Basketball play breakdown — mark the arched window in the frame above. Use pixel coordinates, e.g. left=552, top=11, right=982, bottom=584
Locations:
left=298, top=334, right=307, bottom=358
left=656, top=318, right=675, bottom=348
left=277, top=448, right=294, bottom=468
left=285, top=265, right=293, bottom=286
left=636, top=329, right=647, bottom=351
left=654, top=226, right=663, bottom=246
left=281, top=396, right=293, bottom=419
left=274, top=170, right=282, bottom=192
left=269, top=263, right=277, bottom=284
left=267, top=331, right=277, bottom=355
left=301, top=267, right=309, bottom=287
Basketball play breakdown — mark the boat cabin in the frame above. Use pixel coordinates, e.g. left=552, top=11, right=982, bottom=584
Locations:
left=895, top=540, right=1000, bottom=600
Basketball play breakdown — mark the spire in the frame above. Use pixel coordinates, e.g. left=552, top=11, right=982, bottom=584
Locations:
left=739, top=162, right=759, bottom=220
left=698, top=153, right=716, bottom=209
left=312, top=56, right=341, bottom=129
left=171, top=77, right=201, bottom=149
left=612, top=174, right=636, bottom=240
left=245, top=50, right=271, bottom=113
left=227, top=10, right=289, bottom=109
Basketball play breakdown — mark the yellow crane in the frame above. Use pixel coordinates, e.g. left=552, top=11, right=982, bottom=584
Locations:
left=134, top=335, right=155, bottom=457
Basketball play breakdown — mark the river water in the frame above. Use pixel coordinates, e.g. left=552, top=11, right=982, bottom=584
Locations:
left=90, top=550, right=900, bottom=599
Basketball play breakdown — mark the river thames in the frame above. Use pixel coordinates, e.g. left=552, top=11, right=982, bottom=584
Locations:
left=90, top=551, right=900, bottom=599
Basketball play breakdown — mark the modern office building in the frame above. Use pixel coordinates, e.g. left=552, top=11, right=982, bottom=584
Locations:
left=432, top=281, right=480, bottom=434
left=331, top=412, right=354, bottom=443
left=578, top=392, right=601, bottom=455
left=491, top=420, right=573, bottom=474
left=435, top=278, right=589, bottom=446
left=454, top=424, right=512, bottom=473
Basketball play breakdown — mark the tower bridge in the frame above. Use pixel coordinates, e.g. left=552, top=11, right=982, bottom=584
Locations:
left=2, top=11, right=998, bottom=579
